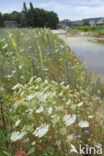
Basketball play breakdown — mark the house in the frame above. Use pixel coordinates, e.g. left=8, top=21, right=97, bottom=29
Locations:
left=89, top=21, right=96, bottom=27
left=71, top=17, right=104, bottom=26
left=58, top=17, right=104, bottom=28
left=4, top=21, right=18, bottom=28
left=59, top=19, right=71, bottom=28
left=71, top=20, right=83, bottom=26
left=97, top=18, right=104, bottom=25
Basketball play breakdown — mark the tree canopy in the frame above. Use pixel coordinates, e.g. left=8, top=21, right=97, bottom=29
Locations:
left=83, top=19, right=89, bottom=26
left=0, top=12, right=3, bottom=27
left=0, top=2, right=59, bottom=29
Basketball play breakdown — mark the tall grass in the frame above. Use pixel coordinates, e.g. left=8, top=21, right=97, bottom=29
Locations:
left=70, top=25, right=104, bottom=32
left=67, top=25, right=104, bottom=37
left=0, top=28, right=104, bottom=155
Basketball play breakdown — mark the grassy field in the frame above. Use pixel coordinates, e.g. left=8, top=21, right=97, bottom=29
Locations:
left=70, top=25, right=104, bottom=32
left=67, top=25, right=104, bottom=37
left=0, top=28, right=104, bottom=155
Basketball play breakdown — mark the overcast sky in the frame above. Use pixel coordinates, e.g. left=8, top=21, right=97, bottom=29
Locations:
left=0, top=0, right=104, bottom=20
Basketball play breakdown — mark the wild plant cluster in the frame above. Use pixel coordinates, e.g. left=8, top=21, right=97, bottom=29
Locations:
left=0, top=28, right=104, bottom=155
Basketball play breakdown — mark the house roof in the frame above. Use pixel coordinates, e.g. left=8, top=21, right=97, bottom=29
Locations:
left=89, top=21, right=96, bottom=25
left=71, top=20, right=83, bottom=26
left=97, top=18, right=104, bottom=25
left=60, top=19, right=71, bottom=22
left=60, top=19, right=71, bottom=24
left=4, top=21, right=17, bottom=24
left=4, top=21, right=18, bottom=28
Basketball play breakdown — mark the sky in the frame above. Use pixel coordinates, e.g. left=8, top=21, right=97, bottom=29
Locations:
left=0, top=0, right=104, bottom=21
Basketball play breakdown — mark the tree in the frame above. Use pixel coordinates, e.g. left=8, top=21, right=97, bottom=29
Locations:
left=23, top=2, right=28, bottom=13
left=28, top=8, right=59, bottom=28
left=28, top=2, right=34, bottom=27
left=21, top=2, right=29, bottom=27
left=1, top=2, right=59, bottom=28
left=30, top=2, right=34, bottom=10
left=48, top=11, right=59, bottom=29
left=12, top=11, right=21, bottom=24
left=3, top=13, right=12, bottom=21
left=0, top=13, right=3, bottom=27
left=83, top=19, right=89, bottom=26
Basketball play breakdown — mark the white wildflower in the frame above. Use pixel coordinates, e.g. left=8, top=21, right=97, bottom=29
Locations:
left=24, top=138, right=29, bottom=143
left=44, top=79, right=48, bottom=84
left=77, top=102, right=83, bottom=107
left=10, top=131, right=27, bottom=142
left=25, top=109, right=33, bottom=116
left=22, top=124, right=34, bottom=133
left=12, top=83, right=22, bottom=90
left=65, top=99, right=71, bottom=105
left=67, top=134, right=74, bottom=141
left=58, top=58, right=62, bottom=61
left=47, top=107, right=53, bottom=115
left=51, top=115, right=60, bottom=124
left=0, top=86, right=5, bottom=91
left=28, top=76, right=34, bottom=84
left=71, top=104, right=77, bottom=110
left=35, top=77, right=42, bottom=83
left=39, top=92, right=56, bottom=103
left=18, top=88, right=22, bottom=93
left=12, top=70, right=16, bottom=74
left=63, top=114, right=76, bottom=127
left=78, top=120, right=89, bottom=128
left=55, top=106, right=64, bottom=111
left=28, top=109, right=33, bottom=116
left=5, top=74, right=13, bottom=79
left=36, top=106, right=44, bottom=113
left=20, top=76, right=24, bottom=79
left=71, top=66, right=76, bottom=69
left=20, top=48, right=24, bottom=52
left=60, top=45, right=64, bottom=49
left=26, top=93, right=36, bottom=101
left=19, top=65, right=23, bottom=69
left=88, top=115, right=94, bottom=119
left=28, top=86, right=34, bottom=90
left=20, top=91, right=24, bottom=97
left=60, top=81, right=65, bottom=85
left=31, top=141, right=36, bottom=146
left=66, top=85, right=70, bottom=89
left=59, top=92, right=63, bottom=97
left=56, top=140, right=61, bottom=147
left=28, top=46, right=32, bottom=49
left=33, top=123, right=49, bottom=138
left=14, top=120, right=21, bottom=128
left=35, top=86, right=39, bottom=89
left=43, top=68, right=49, bottom=71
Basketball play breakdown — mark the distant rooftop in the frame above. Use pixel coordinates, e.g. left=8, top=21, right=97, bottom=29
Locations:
left=59, top=17, right=104, bottom=26
left=4, top=21, right=18, bottom=28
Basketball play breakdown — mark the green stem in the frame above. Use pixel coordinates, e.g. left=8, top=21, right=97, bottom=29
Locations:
left=0, top=100, right=9, bottom=148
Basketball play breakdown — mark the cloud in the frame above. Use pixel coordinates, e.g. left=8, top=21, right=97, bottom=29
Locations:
left=65, top=0, right=103, bottom=7
left=75, top=6, right=104, bottom=18
left=0, top=0, right=104, bottom=20
left=33, top=0, right=104, bottom=20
